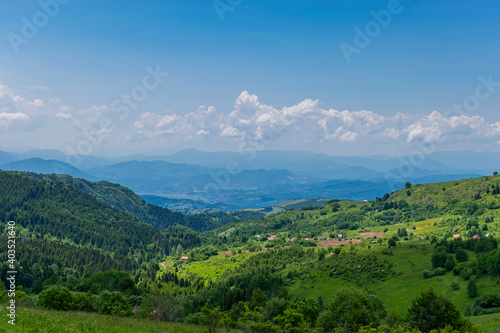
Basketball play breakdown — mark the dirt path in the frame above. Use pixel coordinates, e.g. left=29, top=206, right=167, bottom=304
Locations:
left=317, top=239, right=362, bottom=246
left=360, top=232, right=384, bottom=238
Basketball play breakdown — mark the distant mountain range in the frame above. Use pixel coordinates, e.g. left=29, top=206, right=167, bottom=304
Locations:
left=0, top=148, right=494, bottom=211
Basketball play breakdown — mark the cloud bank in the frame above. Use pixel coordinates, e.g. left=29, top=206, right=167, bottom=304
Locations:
left=131, top=91, right=500, bottom=146
left=1, top=82, right=500, bottom=154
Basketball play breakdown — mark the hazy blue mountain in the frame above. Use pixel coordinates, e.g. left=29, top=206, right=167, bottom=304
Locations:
left=2, top=158, right=95, bottom=180
left=8, top=148, right=111, bottom=169
left=0, top=151, right=17, bottom=165
left=425, top=151, right=500, bottom=172
left=152, top=149, right=460, bottom=175
left=11, top=148, right=67, bottom=161
left=87, top=160, right=214, bottom=181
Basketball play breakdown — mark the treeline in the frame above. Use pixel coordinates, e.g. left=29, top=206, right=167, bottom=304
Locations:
left=18, top=173, right=224, bottom=232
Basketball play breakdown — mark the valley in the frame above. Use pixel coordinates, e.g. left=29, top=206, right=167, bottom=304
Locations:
left=0, top=168, right=500, bottom=332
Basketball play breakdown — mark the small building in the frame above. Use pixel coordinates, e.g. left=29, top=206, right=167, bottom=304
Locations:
left=338, top=234, right=342, bottom=238
left=284, top=245, right=291, bottom=249
left=181, top=256, right=189, bottom=261
left=304, top=238, right=311, bottom=241
left=271, top=235, right=277, bottom=239
left=362, top=200, right=369, bottom=203
left=291, top=237, right=297, bottom=241
left=473, top=235, right=480, bottom=239
left=453, top=234, right=461, bottom=238
left=255, top=235, right=261, bottom=238
left=268, top=237, right=274, bottom=241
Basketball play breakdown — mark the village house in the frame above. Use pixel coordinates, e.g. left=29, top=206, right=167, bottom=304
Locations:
left=181, top=256, right=189, bottom=261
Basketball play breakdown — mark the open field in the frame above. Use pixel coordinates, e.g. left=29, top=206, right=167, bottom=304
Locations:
left=0, top=307, right=216, bottom=333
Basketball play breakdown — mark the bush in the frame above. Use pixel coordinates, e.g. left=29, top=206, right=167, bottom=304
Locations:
left=72, top=292, right=94, bottom=311
left=474, top=293, right=500, bottom=308
left=93, top=291, right=130, bottom=316
left=434, top=267, right=446, bottom=276
left=184, top=312, right=205, bottom=325
left=422, top=270, right=433, bottom=279
left=316, top=287, right=386, bottom=332
left=38, top=286, right=74, bottom=310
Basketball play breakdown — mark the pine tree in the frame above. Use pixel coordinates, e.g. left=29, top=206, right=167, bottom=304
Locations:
left=467, top=279, right=478, bottom=298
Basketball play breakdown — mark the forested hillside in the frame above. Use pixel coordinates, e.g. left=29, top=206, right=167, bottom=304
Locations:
left=2, top=171, right=500, bottom=332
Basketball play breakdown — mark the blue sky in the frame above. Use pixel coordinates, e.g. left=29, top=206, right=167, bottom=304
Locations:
left=0, top=0, right=499, bottom=156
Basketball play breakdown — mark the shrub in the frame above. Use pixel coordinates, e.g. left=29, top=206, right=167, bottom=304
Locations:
left=72, top=292, right=93, bottom=311
left=474, top=293, right=500, bottom=308
left=38, top=286, right=74, bottom=311
left=434, top=267, right=446, bottom=276
left=316, top=287, right=386, bottom=332
left=184, top=312, right=205, bottom=325
left=422, top=270, right=433, bottom=279
left=93, top=291, right=130, bottom=316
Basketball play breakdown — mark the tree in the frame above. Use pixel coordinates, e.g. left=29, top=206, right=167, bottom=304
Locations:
left=32, top=277, right=43, bottom=294
left=388, top=238, right=397, bottom=247
left=148, top=294, right=183, bottom=322
left=94, top=291, right=130, bottom=315
left=467, top=279, right=478, bottom=298
left=405, top=182, right=412, bottom=189
left=444, top=258, right=455, bottom=271
left=431, top=251, right=448, bottom=268
left=407, top=288, right=475, bottom=332
left=200, top=303, right=223, bottom=333
left=494, top=171, right=498, bottom=176
left=316, top=288, right=386, bottom=332
left=37, top=286, right=74, bottom=311
left=455, top=247, right=468, bottom=262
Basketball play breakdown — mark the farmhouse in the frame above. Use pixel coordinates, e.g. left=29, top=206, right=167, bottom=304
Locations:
left=181, top=256, right=189, bottom=261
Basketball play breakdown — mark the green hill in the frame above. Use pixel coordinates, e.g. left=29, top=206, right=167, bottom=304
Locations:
left=2, top=172, right=500, bottom=332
